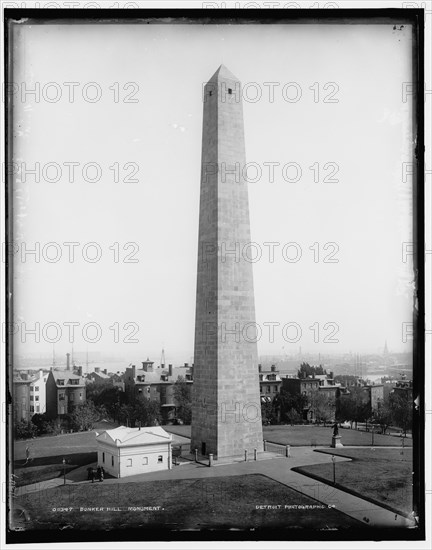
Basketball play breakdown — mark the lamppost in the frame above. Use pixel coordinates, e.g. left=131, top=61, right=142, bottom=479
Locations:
left=331, top=455, right=336, bottom=485
left=62, top=458, right=66, bottom=485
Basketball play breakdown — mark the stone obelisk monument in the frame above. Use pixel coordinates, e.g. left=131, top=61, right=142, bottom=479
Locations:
left=191, top=65, right=263, bottom=459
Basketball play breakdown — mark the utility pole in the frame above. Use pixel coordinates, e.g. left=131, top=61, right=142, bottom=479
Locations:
left=332, top=455, right=336, bottom=485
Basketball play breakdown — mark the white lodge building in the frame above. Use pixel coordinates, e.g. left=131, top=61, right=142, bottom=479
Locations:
left=96, top=426, right=172, bottom=478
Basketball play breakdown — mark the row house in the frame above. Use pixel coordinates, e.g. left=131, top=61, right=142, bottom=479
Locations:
left=45, top=369, right=86, bottom=418
left=29, top=369, right=49, bottom=415
left=282, top=372, right=344, bottom=422
left=13, top=372, right=33, bottom=423
left=13, top=369, right=50, bottom=422
left=13, top=362, right=86, bottom=422
left=86, top=367, right=112, bottom=385
left=124, top=359, right=193, bottom=423
left=391, top=379, right=413, bottom=401
left=340, top=383, right=384, bottom=413
left=258, top=364, right=282, bottom=403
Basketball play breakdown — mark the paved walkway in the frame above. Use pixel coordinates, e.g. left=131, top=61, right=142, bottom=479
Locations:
left=43, top=446, right=414, bottom=528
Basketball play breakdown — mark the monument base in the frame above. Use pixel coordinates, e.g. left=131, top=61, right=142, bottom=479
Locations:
left=331, top=435, right=343, bottom=448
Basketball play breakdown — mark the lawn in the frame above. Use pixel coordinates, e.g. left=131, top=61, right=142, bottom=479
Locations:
left=163, top=424, right=412, bottom=448
left=293, top=448, right=413, bottom=517
left=13, top=473, right=363, bottom=531
left=263, top=425, right=412, bottom=447
left=14, top=432, right=98, bottom=461
left=14, top=452, right=97, bottom=487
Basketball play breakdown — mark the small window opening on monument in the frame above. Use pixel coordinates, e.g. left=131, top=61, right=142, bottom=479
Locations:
left=228, top=88, right=232, bottom=94
left=209, top=91, right=213, bottom=96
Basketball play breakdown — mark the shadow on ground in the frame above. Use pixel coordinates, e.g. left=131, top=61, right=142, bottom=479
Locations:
left=14, top=452, right=97, bottom=486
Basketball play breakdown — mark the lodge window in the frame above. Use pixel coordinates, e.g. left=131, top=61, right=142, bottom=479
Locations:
left=112, top=456, right=114, bottom=466
left=102, top=452, right=105, bottom=463
left=30, top=396, right=34, bottom=401
left=158, top=456, right=163, bottom=463
left=266, top=386, right=270, bottom=393
left=35, top=396, right=39, bottom=401
left=127, top=459, right=132, bottom=467
left=228, top=88, right=232, bottom=94
left=30, top=406, right=34, bottom=413
left=35, top=386, right=39, bottom=391
left=142, top=457, right=148, bottom=465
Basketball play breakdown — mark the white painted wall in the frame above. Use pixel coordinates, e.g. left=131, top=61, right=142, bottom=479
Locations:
left=29, top=371, right=48, bottom=415
left=97, top=441, right=171, bottom=478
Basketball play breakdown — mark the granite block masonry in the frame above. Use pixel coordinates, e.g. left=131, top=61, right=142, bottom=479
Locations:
left=191, top=65, right=264, bottom=458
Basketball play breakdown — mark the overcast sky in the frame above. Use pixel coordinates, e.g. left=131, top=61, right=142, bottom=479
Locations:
left=10, top=21, right=415, bottom=365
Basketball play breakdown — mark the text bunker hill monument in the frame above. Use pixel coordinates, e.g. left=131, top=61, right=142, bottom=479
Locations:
left=191, top=65, right=263, bottom=459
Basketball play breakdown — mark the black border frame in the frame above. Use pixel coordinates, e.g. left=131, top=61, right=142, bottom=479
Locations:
left=3, top=7, right=425, bottom=544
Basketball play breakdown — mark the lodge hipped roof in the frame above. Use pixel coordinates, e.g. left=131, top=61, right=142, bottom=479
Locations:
left=96, top=426, right=172, bottom=447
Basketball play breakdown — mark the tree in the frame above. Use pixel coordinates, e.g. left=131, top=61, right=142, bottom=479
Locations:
left=261, top=401, right=272, bottom=425
left=389, top=391, right=413, bottom=436
left=31, top=413, right=46, bottom=435
left=30, top=413, right=59, bottom=435
left=297, top=363, right=326, bottom=379
left=338, top=387, right=371, bottom=428
left=284, top=407, right=302, bottom=425
left=132, top=398, right=162, bottom=427
left=173, top=376, right=192, bottom=424
left=70, top=402, right=100, bottom=431
left=14, top=420, right=38, bottom=440
left=117, top=398, right=162, bottom=428
left=88, top=385, right=126, bottom=423
left=276, top=389, right=308, bottom=423
left=118, top=403, right=134, bottom=427
left=310, top=391, right=334, bottom=426
left=373, top=404, right=393, bottom=434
